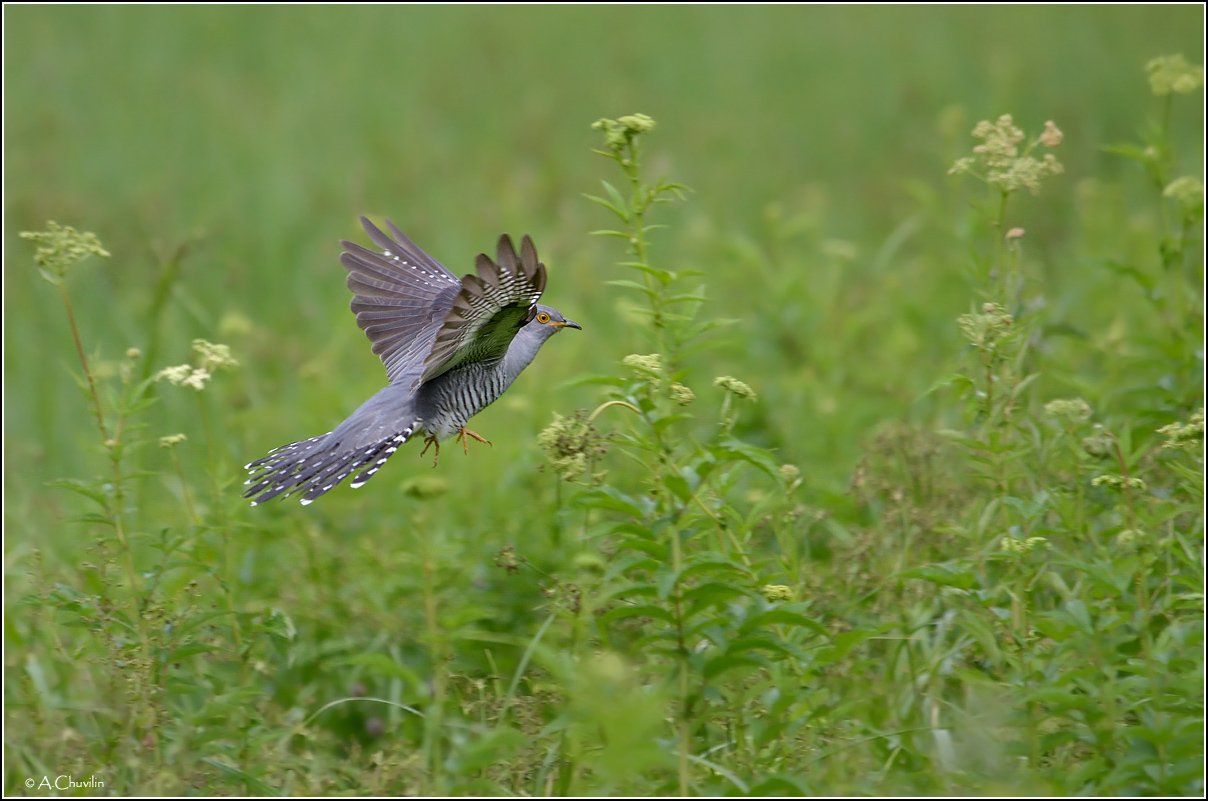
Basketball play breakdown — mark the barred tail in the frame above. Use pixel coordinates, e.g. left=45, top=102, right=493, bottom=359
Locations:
left=243, top=424, right=417, bottom=506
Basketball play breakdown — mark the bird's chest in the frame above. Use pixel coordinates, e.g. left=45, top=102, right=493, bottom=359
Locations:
left=416, top=362, right=510, bottom=439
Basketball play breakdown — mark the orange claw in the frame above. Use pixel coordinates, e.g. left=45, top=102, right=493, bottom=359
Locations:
left=456, top=427, right=493, bottom=455
left=420, top=434, right=441, bottom=467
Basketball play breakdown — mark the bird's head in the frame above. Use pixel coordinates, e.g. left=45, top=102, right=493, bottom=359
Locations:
left=523, top=304, right=582, bottom=340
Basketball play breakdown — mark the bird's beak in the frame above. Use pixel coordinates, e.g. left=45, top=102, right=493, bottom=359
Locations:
left=558, top=319, right=583, bottom=330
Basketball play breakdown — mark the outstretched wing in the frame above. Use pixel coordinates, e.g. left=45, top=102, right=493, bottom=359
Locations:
left=340, top=217, right=462, bottom=384
left=421, top=234, right=547, bottom=382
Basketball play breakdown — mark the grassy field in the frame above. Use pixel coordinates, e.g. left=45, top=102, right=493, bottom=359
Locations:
left=4, top=5, right=1204, bottom=796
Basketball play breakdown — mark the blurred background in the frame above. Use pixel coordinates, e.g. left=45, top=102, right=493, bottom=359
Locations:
left=5, top=6, right=1202, bottom=525
left=4, top=5, right=1203, bottom=796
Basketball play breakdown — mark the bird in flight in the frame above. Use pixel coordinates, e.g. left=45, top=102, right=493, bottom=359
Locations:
left=244, top=217, right=580, bottom=506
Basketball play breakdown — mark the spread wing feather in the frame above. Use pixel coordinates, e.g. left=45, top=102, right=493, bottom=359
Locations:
left=421, top=234, right=547, bottom=382
left=340, top=217, right=461, bottom=384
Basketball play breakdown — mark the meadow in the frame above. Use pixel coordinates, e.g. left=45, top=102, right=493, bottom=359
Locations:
left=4, top=5, right=1204, bottom=796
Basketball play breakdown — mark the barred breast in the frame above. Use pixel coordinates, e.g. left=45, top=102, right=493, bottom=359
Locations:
left=416, top=361, right=513, bottom=440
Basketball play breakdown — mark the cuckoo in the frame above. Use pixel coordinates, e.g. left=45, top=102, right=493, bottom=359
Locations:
left=244, top=217, right=580, bottom=505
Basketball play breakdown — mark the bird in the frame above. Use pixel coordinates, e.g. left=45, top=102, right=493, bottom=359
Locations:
left=243, top=216, right=580, bottom=506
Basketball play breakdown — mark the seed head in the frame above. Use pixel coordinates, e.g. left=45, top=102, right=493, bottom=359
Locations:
left=714, top=375, right=757, bottom=400
left=1000, top=536, right=1049, bottom=554
left=669, top=382, right=695, bottom=406
left=617, top=114, right=655, bottom=134
left=1081, top=425, right=1114, bottom=458
left=951, top=115, right=1064, bottom=195
left=760, top=584, right=794, bottom=602
left=537, top=411, right=608, bottom=482
left=1044, top=398, right=1092, bottom=424
left=592, top=113, right=656, bottom=152
left=622, top=353, right=664, bottom=379
left=494, top=545, right=520, bottom=574
left=957, top=302, right=1014, bottom=351
left=1092, top=474, right=1146, bottom=492
left=1163, top=177, right=1204, bottom=214
left=1146, top=54, right=1204, bottom=96
left=1116, top=529, right=1146, bottom=548
left=1157, top=408, right=1204, bottom=453
left=180, top=368, right=212, bottom=391
left=1039, top=120, right=1063, bottom=148
left=192, top=339, right=238, bottom=371
left=155, top=364, right=194, bottom=386
left=20, top=221, right=110, bottom=282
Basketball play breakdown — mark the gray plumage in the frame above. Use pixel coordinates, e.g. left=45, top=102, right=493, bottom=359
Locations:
left=244, top=217, right=579, bottom=506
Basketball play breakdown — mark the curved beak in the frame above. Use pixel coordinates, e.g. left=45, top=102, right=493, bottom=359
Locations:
left=559, top=319, right=583, bottom=330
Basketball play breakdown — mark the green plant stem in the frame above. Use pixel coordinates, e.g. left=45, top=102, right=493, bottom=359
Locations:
left=56, top=281, right=109, bottom=441
left=1110, top=439, right=1139, bottom=530
left=588, top=399, right=642, bottom=423
left=669, top=523, right=691, bottom=796
left=56, top=279, right=159, bottom=742
left=994, top=190, right=1010, bottom=296
left=171, top=449, right=199, bottom=525
left=141, top=241, right=190, bottom=382
left=421, top=531, right=446, bottom=795
left=619, top=141, right=669, bottom=359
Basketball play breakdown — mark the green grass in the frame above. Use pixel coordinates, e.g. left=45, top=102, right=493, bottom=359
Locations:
left=4, top=5, right=1204, bottom=796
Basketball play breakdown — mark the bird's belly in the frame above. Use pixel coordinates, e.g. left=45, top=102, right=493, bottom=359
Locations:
left=417, top=365, right=510, bottom=440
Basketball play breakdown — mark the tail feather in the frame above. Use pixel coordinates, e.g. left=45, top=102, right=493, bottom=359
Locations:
left=349, top=430, right=412, bottom=489
left=244, top=424, right=418, bottom=506
left=244, top=432, right=328, bottom=471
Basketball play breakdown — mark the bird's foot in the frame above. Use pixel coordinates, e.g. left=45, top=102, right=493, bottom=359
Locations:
left=456, top=427, right=493, bottom=455
left=420, top=434, right=441, bottom=467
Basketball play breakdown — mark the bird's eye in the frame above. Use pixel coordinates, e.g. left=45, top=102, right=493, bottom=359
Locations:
left=536, top=312, right=552, bottom=324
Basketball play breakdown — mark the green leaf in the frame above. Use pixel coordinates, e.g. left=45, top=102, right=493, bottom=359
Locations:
left=46, top=478, right=109, bottom=508
left=663, top=472, right=692, bottom=502
left=1102, top=142, right=1155, bottom=164
left=199, top=757, right=277, bottom=795
left=165, top=642, right=217, bottom=662
left=600, top=179, right=629, bottom=214
left=1104, top=259, right=1157, bottom=294
left=657, top=569, right=679, bottom=601
left=681, top=581, right=749, bottom=607
left=679, top=553, right=754, bottom=582
left=703, top=652, right=767, bottom=681
left=598, top=580, right=659, bottom=605
left=605, top=279, right=656, bottom=295
left=579, top=487, right=649, bottom=518
left=725, top=634, right=796, bottom=659
left=261, top=607, right=296, bottom=641
left=712, top=439, right=781, bottom=478
left=740, top=608, right=828, bottom=637
left=814, top=628, right=879, bottom=666
left=597, top=603, right=675, bottom=624
left=448, top=726, right=526, bottom=775
left=583, top=193, right=627, bottom=221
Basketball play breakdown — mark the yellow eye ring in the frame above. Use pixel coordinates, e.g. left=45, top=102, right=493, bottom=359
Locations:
left=536, top=312, right=552, bottom=324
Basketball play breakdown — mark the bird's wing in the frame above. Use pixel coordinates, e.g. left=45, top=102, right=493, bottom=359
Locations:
left=420, top=234, right=547, bottom=382
left=340, top=217, right=462, bottom=384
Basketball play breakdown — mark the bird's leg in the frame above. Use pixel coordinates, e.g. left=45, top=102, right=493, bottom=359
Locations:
left=420, top=434, right=441, bottom=467
left=456, top=427, right=493, bottom=455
